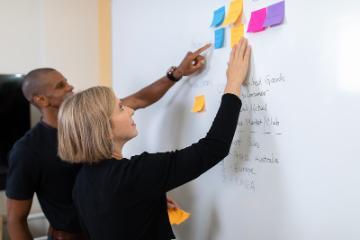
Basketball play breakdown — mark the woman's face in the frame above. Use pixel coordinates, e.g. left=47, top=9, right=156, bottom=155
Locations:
left=110, top=99, right=138, bottom=143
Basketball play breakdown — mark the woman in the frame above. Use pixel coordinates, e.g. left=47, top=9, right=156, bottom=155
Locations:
left=58, top=38, right=251, bottom=240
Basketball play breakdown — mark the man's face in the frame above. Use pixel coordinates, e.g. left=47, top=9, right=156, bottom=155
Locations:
left=42, top=71, right=74, bottom=108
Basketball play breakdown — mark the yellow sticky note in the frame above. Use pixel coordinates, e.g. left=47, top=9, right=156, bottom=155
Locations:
left=168, top=208, right=190, bottom=225
left=231, top=24, right=244, bottom=47
left=192, top=95, right=205, bottom=112
left=222, top=0, right=243, bottom=26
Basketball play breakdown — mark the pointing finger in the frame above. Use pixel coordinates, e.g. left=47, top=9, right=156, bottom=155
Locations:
left=193, top=43, right=212, bottom=56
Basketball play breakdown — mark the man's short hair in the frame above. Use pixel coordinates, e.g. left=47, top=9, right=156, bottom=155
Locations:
left=58, top=86, right=116, bottom=163
left=22, top=68, right=56, bottom=103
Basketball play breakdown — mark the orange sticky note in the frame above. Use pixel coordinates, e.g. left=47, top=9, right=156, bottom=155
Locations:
left=168, top=208, right=190, bottom=225
left=222, top=0, right=243, bottom=26
left=192, top=95, right=205, bottom=112
left=231, top=24, right=244, bottom=47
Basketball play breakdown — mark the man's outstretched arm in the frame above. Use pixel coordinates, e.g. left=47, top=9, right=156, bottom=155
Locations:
left=122, top=44, right=211, bottom=110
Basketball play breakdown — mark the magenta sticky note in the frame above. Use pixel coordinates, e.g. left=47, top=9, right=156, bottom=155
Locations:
left=247, top=8, right=267, bottom=33
left=264, top=1, right=285, bottom=27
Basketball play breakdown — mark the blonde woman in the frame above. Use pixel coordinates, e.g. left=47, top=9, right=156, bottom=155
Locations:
left=58, top=38, right=251, bottom=240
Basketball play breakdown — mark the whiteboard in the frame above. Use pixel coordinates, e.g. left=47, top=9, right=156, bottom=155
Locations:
left=112, top=0, right=360, bottom=239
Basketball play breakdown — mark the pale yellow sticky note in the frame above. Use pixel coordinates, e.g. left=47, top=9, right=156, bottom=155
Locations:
left=192, top=95, right=205, bottom=112
left=231, top=24, right=244, bottom=47
left=168, top=208, right=191, bottom=225
left=222, top=0, right=243, bottom=26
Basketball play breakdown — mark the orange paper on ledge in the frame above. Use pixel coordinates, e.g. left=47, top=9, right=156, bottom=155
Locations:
left=168, top=208, right=190, bottom=225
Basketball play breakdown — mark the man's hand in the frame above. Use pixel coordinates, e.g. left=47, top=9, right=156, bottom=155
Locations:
left=174, top=44, right=212, bottom=79
left=121, top=43, right=211, bottom=110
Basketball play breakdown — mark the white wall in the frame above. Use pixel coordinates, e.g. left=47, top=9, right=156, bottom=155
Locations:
left=0, top=0, right=43, bottom=73
left=0, top=0, right=100, bottom=222
left=40, top=0, right=100, bottom=91
left=0, top=0, right=99, bottom=90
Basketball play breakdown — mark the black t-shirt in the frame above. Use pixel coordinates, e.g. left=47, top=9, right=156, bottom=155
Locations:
left=6, top=121, right=82, bottom=233
left=73, top=94, right=242, bottom=240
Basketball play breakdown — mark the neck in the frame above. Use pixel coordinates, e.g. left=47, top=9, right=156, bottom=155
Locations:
left=41, top=108, right=59, bottom=128
left=112, top=141, right=125, bottom=160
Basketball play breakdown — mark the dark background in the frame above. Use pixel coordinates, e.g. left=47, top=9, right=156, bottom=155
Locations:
left=0, top=74, right=30, bottom=190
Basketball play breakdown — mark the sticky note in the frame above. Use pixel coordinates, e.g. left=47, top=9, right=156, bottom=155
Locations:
left=214, top=28, right=225, bottom=49
left=168, top=208, right=190, bottom=225
left=247, top=8, right=267, bottom=32
left=211, top=6, right=226, bottom=27
left=222, top=0, right=243, bottom=26
left=264, top=1, right=285, bottom=27
left=192, top=95, right=205, bottom=112
left=231, top=24, right=244, bottom=47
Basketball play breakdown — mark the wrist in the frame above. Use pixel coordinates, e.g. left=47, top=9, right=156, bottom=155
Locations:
left=224, top=82, right=241, bottom=97
left=166, top=66, right=183, bottom=82
left=226, top=78, right=241, bottom=87
left=227, top=77, right=245, bottom=86
left=173, top=67, right=184, bottom=79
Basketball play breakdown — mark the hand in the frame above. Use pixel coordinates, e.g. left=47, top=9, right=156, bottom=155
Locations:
left=174, top=44, right=212, bottom=78
left=167, top=196, right=180, bottom=210
left=226, top=38, right=251, bottom=86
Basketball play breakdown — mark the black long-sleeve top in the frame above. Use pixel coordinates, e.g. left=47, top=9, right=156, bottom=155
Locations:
left=73, top=93, right=242, bottom=240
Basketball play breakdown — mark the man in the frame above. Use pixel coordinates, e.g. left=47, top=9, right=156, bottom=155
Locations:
left=6, top=44, right=210, bottom=240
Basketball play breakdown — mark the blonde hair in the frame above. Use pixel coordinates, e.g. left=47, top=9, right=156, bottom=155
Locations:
left=58, top=86, right=116, bottom=163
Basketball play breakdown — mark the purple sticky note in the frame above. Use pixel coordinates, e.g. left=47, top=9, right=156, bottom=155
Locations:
left=247, top=8, right=267, bottom=33
left=264, top=1, right=285, bottom=27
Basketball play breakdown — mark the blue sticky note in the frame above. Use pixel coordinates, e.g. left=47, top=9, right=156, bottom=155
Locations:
left=264, top=1, right=285, bottom=27
left=214, top=28, right=225, bottom=49
left=211, top=6, right=226, bottom=27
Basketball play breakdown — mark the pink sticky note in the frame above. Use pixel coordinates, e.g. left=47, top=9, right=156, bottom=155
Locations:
left=247, top=8, right=267, bottom=33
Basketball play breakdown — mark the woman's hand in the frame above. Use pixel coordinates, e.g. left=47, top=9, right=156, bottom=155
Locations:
left=225, top=38, right=251, bottom=97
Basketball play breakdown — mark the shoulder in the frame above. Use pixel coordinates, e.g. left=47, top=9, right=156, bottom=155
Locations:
left=8, top=122, right=46, bottom=165
left=130, top=151, right=174, bottom=161
left=127, top=151, right=177, bottom=170
left=129, top=152, right=159, bottom=164
left=129, top=152, right=150, bottom=161
left=12, top=122, right=45, bottom=148
left=9, top=139, right=34, bottom=165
